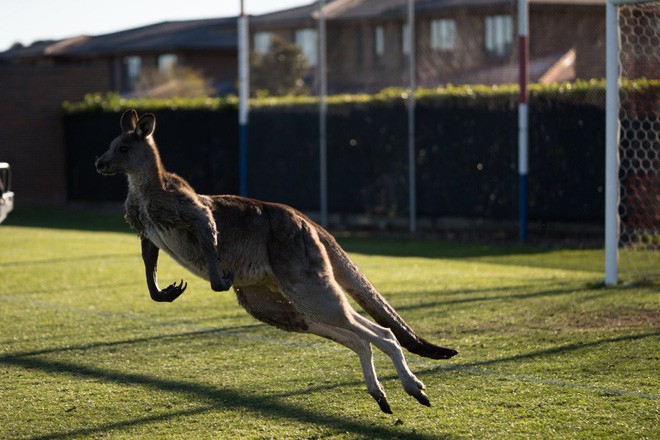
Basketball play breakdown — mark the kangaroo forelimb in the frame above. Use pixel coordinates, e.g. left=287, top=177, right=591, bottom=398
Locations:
left=210, top=270, right=234, bottom=292
left=141, top=238, right=187, bottom=302
left=190, top=217, right=234, bottom=292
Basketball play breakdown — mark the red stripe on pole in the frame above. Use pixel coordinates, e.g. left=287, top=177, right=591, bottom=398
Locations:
left=519, top=34, right=528, bottom=104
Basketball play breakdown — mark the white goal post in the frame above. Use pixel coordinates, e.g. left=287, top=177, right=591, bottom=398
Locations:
left=605, top=0, right=659, bottom=285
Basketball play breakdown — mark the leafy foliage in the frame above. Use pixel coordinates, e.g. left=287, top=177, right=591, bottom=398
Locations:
left=133, top=66, right=215, bottom=99
left=63, top=78, right=659, bottom=113
left=63, top=92, right=237, bottom=113
left=250, top=35, right=309, bottom=97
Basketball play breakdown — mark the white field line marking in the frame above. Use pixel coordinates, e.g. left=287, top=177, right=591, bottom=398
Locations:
left=2, top=294, right=658, bottom=401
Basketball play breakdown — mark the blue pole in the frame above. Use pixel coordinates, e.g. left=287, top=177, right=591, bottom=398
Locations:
left=519, top=173, right=528, bottom=242
left=238, top=3, right=249, bottom=197
left=239, top=123, right=248, bottom=196
left=518, top=0, right=529, bottom=242
left=407, top=0, right=416, bottom=233
left=319, top=0, right=328, bottom=229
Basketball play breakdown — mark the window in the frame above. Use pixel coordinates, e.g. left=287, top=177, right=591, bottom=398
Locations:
left=254, top=32, right=272, bottom=55
left=158, top=54, right=178, bottom=75
left=123, top=55, right=141, bottom=89
left=374, top=26, right=385, bottom=57
left=295, top=28, right=317, bottom=67
left=431, top=19, right=456, bottom=51
left=402, top=23, right=411, bottom=56
left=484, top=15, right=513, bottom=57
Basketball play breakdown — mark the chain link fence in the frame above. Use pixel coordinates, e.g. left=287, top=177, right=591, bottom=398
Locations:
left=617, top=0, right=659, bottom=283
left=242, top=0, right=610, bottom=238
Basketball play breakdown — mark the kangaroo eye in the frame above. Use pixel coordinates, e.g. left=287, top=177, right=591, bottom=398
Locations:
left=118, top=145, right=129, bottom=153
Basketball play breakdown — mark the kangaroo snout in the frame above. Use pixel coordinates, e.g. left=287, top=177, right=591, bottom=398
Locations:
left=95, top=155, right=113, bottom=175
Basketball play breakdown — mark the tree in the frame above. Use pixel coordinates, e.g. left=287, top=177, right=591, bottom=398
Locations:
left=133, top=66, right=215, bottom=99
left=250, top=35, right=309, bottom=97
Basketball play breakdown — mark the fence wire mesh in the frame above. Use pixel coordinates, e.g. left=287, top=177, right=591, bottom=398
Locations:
left=617, top=1, right=659, bottom=283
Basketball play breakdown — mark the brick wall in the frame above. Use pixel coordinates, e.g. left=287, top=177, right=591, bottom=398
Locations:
left=0, top=64, right=110, bottom=206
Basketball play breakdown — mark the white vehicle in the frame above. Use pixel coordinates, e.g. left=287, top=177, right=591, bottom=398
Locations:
left=0, top=163, right=14, bottom=223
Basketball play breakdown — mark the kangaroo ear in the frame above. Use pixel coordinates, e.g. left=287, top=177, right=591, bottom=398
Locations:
left=136, top=113, right=156, bottom=138
left=120, top=109, right=138, bottom=133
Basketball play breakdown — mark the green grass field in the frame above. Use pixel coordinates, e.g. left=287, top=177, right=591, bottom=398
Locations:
left=1, top=209, right=658, bottom=439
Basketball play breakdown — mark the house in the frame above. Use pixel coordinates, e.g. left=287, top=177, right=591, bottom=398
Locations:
left=250, top=0, right=606, bottom=93
left=1, top=0, right=607, bottom=96
left=0, top=18, right=238, bottom=206
left=0, top=17, right=238, bottom=94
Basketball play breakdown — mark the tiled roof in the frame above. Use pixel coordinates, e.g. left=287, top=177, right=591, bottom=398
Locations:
left=1, top=0, right=605, bottom=59
left=318, top=0, right=604, bottom=20
left=1, top=17, right=236, bottom=59
left=250, top=1, right=320, bottom=26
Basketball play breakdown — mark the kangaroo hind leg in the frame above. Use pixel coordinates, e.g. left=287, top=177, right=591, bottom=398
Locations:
left=349, top=312, right=430, bottom=406
left=278, top=275, right=431, bottom=408
left=235, top=285, right=392, bottom=413
left=306, top=321, right=392, bottom=414
left=268, top=216, right=429, bottom=407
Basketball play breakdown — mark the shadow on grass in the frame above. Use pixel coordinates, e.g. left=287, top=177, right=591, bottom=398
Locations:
left=413, top=330, right=660, bottom=389
left=5, top=208, right=605, bottom=275
left=27, top=404, right=220, bottom=440
left=3, top=326, right=657, bottom=438
left=2, top=325, right=266, bottom=359
left=394, top=282, right=608, bottom=312
left=337, top=235, right=551, bottom=260
left=3, top=208, right=131, bottom=234
left=1, top=354, right=457, bottom=440
left=9, top=208, right=557, bottom=258
left=454, top=330, right=660, bottom=370
left=0, top=253, right=135, bottom=268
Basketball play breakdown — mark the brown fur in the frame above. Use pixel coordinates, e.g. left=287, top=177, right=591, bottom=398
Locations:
left=95, top=110, right=457, bottom=414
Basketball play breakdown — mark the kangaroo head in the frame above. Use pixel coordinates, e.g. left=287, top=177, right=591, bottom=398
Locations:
left=95, top=109, right=159, bottom=176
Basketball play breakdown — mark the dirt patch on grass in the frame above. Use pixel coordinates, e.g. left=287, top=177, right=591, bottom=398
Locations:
left=567, top=308, right=660, bottom=329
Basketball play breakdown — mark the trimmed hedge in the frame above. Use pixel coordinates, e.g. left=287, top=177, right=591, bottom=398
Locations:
left=63, top=79, right=659, bottom=224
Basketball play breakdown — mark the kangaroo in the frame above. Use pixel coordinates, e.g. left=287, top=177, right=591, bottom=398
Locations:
left=95, top=109, right=457, bottom=414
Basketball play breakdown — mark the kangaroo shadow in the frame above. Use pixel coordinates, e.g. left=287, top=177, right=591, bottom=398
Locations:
left=6, top=355, right=457, bottom=440
left=1, top=330, right=458, bottom=440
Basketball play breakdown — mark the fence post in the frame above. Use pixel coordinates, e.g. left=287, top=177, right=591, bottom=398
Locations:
left=407, top=0, right=417, bottom=233
left=238, top=1, right=249, bottom=197
left=319, top=0, right=328, bottom=229
left=604, top=0, right=619, bottom=285
left=518, top=0, right=529, bottom=242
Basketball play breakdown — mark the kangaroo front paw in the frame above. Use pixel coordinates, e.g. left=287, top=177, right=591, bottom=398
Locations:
left=151, top=280, right=187, bottom=302
left=211, top=271, right=234, bottom=292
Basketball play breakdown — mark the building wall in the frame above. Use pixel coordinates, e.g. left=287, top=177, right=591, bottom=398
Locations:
left=101, top=50, right=237, bottom=93
left=252, top=4, right=606, bottom=93
left=416, top=7, right=517, bottom=86
left=530, top=5, right=605, bottom=80
left=183, top=51, right=237, bottom=80
left=326, top=6, right=518, bottom=92
left=0, top=64, right=110, bottom=206
left=182, top=50, right=238, bottom=92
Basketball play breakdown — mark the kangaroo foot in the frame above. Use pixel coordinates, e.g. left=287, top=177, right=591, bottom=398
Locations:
left=413, top=390, right=431, bottom=407
left=369, top=390, right=393, bottom=414
left=404, top=378, right=431, bottom=407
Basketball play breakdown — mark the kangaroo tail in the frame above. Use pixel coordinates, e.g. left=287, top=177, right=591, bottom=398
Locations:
left=317, top=230, right=458, bottom=360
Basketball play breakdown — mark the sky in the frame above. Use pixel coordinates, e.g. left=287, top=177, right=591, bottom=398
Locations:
left=0, top=0, right=311, bottom=52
